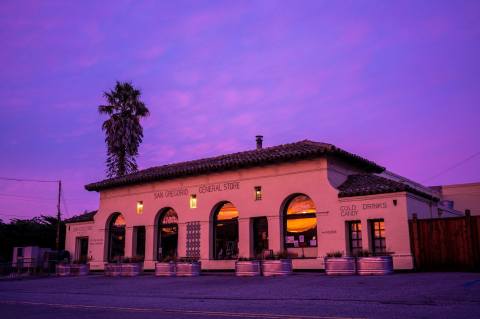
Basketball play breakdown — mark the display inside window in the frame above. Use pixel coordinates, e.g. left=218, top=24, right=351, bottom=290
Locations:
left=370, top=219, right=386, bottom=254
left=348, top=221, right=362, bottom=256
left=284, top=195, right=317, bottom=248
left=214, top=202, right=239, bottom=259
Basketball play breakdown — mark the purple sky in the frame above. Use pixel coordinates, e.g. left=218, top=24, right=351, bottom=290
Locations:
left=1, top=0, right=479, bottom=221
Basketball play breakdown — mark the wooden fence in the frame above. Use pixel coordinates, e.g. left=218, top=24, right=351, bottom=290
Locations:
left=409, top=211, right=480, bottom=271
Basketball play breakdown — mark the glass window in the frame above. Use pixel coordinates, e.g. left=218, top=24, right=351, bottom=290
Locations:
left=284, top=195, right=317, bottom=248
left=157, top=208, right=178, bottom=260
left=370, top=219, right=386, bottom=254
left=213, top=202, right=239, bottom=260
left=347, top=221, right=362, bottom=256
left=108, top=213, right=126, bottom=262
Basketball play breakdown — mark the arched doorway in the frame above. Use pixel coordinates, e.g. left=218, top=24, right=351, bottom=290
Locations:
left=283, top=194, right=318, bottom=256
left=213, top=202, right=239, bottom=260
left=156, top=208, right=178, bottom=260
left=107, top=213, right=126, bottom=262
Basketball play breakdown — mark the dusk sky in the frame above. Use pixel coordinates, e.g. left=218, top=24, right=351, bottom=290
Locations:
left=1, top=0, right=479, bottom=221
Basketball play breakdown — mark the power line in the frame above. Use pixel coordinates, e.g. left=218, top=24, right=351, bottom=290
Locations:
left=0, top=193, right=56, bottom=201
left=424, top=151, right=480, bottom=183
left=0, top=176, right=59, bottom=183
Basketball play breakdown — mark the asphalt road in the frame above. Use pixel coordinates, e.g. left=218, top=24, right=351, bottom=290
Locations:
left=0, top=272, right=479, bottom=319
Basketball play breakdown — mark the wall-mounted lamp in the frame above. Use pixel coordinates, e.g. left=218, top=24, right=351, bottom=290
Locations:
left=136, top=201, right=144, bottom=214
left=254, top=186, right=262, bottom=201
left=190, top=194, right=197, bottom=208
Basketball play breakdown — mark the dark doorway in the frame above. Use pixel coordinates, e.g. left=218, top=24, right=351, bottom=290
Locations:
left=134, top=226, right=146, bottom=259
left=157, top=208, right=178, bottom=260
left=253, top=217, right=269, bottom=257
left=76, top=237, right=89, bottom=264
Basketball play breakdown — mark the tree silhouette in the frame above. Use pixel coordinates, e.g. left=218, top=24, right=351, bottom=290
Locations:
left=98, top=81, right=150, bottom=178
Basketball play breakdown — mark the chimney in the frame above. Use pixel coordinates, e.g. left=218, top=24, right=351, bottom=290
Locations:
left=256, top=135, right=263, bottom=150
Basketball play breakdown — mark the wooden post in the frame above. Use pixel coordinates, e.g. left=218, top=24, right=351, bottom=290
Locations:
left=55, top=180, right=62, bottom=251
left=464, top=210, right=474, bottom=270
left=410, top=214, right=421, bottom=270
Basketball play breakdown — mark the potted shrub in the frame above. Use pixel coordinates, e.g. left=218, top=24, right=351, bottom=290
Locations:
left=155, top=256, right=176, bottom=277
left=261, top=251, right=292, bottom=277
left=104, top=256, right=122, bottom=276
left=356, top=250, right=394, bottom=275
left=324, top=251, right=356, bottom=276
left=235, top=257, right=261, bottom=276
left=56, top=262, right=70, bottom=276
left=176, top=257, right=201, bottom=277
left=121, top=256, right=144, bottom=276
left=70, top=260, right=89, bottom=276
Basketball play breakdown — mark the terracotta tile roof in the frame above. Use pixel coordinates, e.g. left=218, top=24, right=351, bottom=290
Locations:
left=85, top=140, right=384, bottom=192
left=338, top=174, right=439, bottom=200
left=64, top=210, right=97, bottom=224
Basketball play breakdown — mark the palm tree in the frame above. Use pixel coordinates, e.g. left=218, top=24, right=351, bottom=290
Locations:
left=98, top=81, right=150, bottom=178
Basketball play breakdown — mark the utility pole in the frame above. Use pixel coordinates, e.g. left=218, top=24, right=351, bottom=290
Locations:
left=56, top=180, right=62, bottom=251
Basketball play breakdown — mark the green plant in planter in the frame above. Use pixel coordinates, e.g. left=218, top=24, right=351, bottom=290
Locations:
left=264, top=251, right=292, bottom=260
left=122, top=256, right=144, bottom=263
left=326, top=251, right=344, bottom=258
left=158, top=255, right=176, bottom=263
left=354, top=250, right=395, bottom=257
left=237, top=257, right=257, bottom=261
left=177, top=257, right=199, bottom=263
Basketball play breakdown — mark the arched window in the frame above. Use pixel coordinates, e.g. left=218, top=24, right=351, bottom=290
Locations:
left=283, top=195, right=317, bottom=250
left=157, top=208, right=178, bottom=260
left=108, top=213, right=126, bottom=262
left=213, top=202, right=239, bottom=260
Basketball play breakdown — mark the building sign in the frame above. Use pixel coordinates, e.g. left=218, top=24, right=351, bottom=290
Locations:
left=340, top=205, right=359, bottom=217
left=154, top=188, right=188, bottom=199
left=340, top=202, right=387, bottom=217
left=198, top=181, right=240, bottom=194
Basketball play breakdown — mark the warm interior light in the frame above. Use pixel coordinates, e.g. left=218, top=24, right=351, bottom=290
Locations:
left=190, top=194, right=197, bottom=208
left=254, top=186, right=262, bottom=200
left=136, top=201, right=144, bottom=215
left=217, top=202, right=239, bottom=220
left=286, top=217, right=317, bottom=233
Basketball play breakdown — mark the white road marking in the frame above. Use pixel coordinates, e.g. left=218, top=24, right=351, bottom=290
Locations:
left=0, top=300, right=366, bottom=319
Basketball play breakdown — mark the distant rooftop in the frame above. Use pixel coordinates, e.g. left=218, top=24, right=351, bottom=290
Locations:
left=64, top=210, right=97, bottom=224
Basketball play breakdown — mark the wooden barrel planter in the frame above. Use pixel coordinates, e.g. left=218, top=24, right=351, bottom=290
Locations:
left=70, top=264, right=89, bottom=276
left=56, top=264, right=70, bottom=276
left=357, top=256, right=393, bottom=275
left=235, top=260, right=261, bottom=276
left=155, top=262, right=176, bottom=277
left=261, top=259, right=292, bottom=277
left=121, top=263, right=143, bottom=276
left=176, top=261, right=201, bottom=277
left=324, top=257, right=356, bottom=275
left=104, top=263, right=122, bottom=276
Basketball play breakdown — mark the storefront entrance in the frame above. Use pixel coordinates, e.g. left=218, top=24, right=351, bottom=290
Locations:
left=75, top=237, right=89, bottom=263
left=133, top=226, right=146, bottom=259
left=252, top=217, right=268, bottom=257
left=157, top=208, right=178, bottom=260
left=107, top=213, right=126, bottom=262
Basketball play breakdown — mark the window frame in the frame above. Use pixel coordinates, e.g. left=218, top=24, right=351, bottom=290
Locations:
left=346, top=221, right=362, bottom=257
left=369, top=219, right=386, bottom=255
